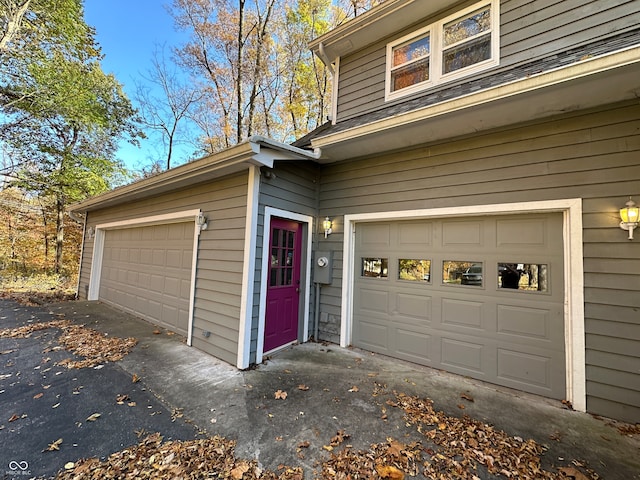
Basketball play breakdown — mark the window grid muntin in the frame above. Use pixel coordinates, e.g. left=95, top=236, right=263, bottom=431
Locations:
left=385, top=0, right=498, bottom=100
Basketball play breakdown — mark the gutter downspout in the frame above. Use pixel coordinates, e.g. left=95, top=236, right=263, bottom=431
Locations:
left=318, top=42, right=335, bottom=75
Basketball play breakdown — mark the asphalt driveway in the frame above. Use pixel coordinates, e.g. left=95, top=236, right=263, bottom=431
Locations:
left=1, top=298, right=639, bottom=479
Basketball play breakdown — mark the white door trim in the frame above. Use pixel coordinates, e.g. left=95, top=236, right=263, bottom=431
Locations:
left=88, top=209, right=203, bottom=346
left=341, top=199, right=586, bottom=411
left=256, top=207, right=313, bottom=364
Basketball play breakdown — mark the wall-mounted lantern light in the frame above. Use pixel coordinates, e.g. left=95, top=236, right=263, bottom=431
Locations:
left=197, top=213, right=208, bottom=231
left=619, top=197, right=639, bottom=240
left=322, top=217, right=333, bottom=238
left=87, top=226, right=95, bottom=239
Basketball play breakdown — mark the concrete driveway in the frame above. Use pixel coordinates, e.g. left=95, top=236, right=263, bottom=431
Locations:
left=1, top=299, right=638, bottom=479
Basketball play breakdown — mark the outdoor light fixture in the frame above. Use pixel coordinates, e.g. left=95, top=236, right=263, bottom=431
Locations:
left=619, top=197, right=639, bottom=240
left=86, top=226, right=95, bottom=239
left=197, top=213, right=208, bottom=231
left=322, top=217, right=333, bottom=238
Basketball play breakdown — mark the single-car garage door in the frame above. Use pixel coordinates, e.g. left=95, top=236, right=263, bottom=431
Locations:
left=353, top=213, right=565, bottom=399
left=99, top=222, right=194, bottom=336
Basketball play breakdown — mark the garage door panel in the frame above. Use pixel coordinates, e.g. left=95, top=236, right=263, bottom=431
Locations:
left=441, top=337, right=485, bottom=373
left=99, top=222, right=194, bottom=336
left=395, top=292, right=432, bottom=323
left=393, top=328, right=432, bottom=363
left=496, top=217, right=547, bottom=246
left=496, top=304, right=552, bottom=340
left=441, top=297, right=484, bottom=329
left=442, top=221, right=483, bottom=246
left=398, top=222, right=433, bottom=247
left=497, top=348, right=551, bottom=385
left=357, top=287, right=389, bottom=314
left=353, top=214, right=566, bottom=399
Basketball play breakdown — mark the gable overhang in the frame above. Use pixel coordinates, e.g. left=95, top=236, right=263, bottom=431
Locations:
left=70, top=137, right=320, bottom=213
left=311, top=47, right=640, bottom=163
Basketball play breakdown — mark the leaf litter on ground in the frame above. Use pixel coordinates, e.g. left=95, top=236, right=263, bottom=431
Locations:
left=0, top=318, right=137, bottom=368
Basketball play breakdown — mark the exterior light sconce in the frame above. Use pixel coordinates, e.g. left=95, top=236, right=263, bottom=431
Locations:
left=619, top=197, right=639, bottom=240
left=322, top=217, right=333, bottom=238
left=197, top=213, right=208, bottom=231
left=87, top=226, right=95, bottom=239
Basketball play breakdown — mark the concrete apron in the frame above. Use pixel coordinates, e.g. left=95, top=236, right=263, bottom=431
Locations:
left=49, top=301, right=639, bottom=479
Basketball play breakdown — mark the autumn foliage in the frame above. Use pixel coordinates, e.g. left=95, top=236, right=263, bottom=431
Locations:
left=0, top=187, right=82, bottom=291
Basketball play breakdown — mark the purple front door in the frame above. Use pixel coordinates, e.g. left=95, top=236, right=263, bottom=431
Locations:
left=264, top=218, right=302, bottom=353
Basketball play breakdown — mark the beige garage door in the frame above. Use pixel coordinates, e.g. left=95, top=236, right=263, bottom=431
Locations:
left=353, top=214, right=565, bottom=399
left=100, top=222, right=194, bottom=336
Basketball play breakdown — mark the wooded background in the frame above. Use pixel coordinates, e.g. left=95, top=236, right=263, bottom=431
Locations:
left=0, top=0, right=379, bottom=288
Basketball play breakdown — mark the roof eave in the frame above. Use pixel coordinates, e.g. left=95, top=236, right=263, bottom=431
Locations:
left=70, top=138, right=320, bottom=213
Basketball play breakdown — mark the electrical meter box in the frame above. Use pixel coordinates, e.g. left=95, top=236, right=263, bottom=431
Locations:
left=313, top=251, right=333, bottom=284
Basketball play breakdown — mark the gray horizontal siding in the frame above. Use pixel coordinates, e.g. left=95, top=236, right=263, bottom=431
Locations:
left=317, top=101, right=640, bottom=422
left=336, top=0, right=640, bottom=121
left=250, top=163, right=320, bottom=363
left=77, top=171, right=249, bottom=367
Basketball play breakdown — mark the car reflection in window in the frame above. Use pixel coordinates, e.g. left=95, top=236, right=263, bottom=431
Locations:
left=461, top=263, right=483, bottom=286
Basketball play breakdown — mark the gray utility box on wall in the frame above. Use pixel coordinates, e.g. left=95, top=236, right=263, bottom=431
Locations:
left=313, top=251, right=333, bottom=284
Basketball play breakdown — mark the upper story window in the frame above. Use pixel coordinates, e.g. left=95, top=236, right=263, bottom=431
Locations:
left=386, top=0, right=499, bottom=101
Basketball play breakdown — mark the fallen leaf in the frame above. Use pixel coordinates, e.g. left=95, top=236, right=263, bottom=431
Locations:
left=86, top=413, right=101, bottom=422
left=460, top=392, right=474, bottom=402
left=64, top=462, right=75, bottom=470
left=375, top=464, right=405, bottom=480
left=45, top=438, right=63, bottom=452
left=132, top=374, right=140, bottom=383
left=33, top=392, right=44, bottom=399
left=274, top=390, right=288, bottom=400
left=152, top=329, right=161, bottom=335
left=348, top=385, right=359, bottom=392
left=558, top=466, right=590, bottom=479
left=230, top=461, right=250, bottom=479
left=297, top=384, right=310, bottom=391
left=298, top=441, right=310, bottom=449
left=8, top=414, right=20, bottom=422
left=457, top=403, right=465, bottom=410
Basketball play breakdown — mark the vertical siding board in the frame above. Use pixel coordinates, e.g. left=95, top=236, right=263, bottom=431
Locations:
left=318, top=102, right=640, bottom=422
left=77, top=172, right=249, bottom=366
left=335, top=0, right=640, bottom=122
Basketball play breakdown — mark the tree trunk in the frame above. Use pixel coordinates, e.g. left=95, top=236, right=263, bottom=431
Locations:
left=55, top=195, right=64, bottom=274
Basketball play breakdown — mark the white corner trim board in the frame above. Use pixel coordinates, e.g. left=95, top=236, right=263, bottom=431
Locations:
left=340, top=199, right=586, bottom=412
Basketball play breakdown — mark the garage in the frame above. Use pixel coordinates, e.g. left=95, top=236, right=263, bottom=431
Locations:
left=353, top=213, right=565, bottom=399
left=99, top=221, right=195, bottom=336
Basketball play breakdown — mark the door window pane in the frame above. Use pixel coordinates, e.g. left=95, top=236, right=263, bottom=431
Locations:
left=362, top=258, right=388, bottom=278
left=498, top=263, right=549, bottom=292
left=443, top=260, right=482, bottom=286
left=399, top=259, right=431, bottom=282
left=270, top=228, right=295, bottom=287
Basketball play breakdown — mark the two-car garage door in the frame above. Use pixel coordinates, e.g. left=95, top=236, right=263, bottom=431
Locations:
left=353, top=213, right=565, bottom=399
left=99, top=222, right=194, bottom=336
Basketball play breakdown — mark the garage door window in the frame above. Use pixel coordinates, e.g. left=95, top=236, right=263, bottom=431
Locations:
left=498, top=262, right=549, bottom=292
left=399, top=259, right=431, bottom=282
left=443, top=260, right=483, bottom=286
left=362, top=258, right=388, bottom=278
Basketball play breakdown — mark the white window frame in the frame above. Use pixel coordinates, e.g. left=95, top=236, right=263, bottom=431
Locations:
left=385, top=0, right=500, bottom=101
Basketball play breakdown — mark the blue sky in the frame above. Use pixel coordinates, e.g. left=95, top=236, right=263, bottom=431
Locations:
left=84, top=0, right=188, bottom=172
